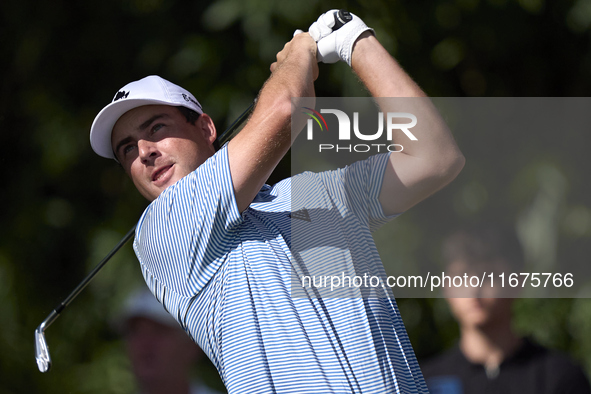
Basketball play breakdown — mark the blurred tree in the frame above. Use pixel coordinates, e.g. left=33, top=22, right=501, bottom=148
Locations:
left=1, top=0, right=590, bottom=392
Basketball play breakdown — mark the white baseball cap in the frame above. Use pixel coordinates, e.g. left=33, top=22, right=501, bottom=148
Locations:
left=116, top=288, right=179, bottom=331
left=90, top=75, right=203, bottom=160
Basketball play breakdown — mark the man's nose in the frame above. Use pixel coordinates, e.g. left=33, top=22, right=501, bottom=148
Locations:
left=138, top=139, right=159, bottom=162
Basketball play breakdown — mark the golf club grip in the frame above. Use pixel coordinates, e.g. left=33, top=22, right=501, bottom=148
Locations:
left=333, top=10, right=353, bottom=30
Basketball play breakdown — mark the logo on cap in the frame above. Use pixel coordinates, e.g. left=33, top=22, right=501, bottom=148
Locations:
left=182, top=93, right=200, bottom=107
left=113, top=90, right=130, bottom=102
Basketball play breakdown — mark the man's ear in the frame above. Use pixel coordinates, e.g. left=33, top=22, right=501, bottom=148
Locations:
left=197, top=113, right=217, bottom=144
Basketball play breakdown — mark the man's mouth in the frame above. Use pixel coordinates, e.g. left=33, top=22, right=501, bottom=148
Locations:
left=152, top=164, right=174, bottom=184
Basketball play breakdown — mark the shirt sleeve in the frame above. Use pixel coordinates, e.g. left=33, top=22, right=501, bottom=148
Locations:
left=316, top=152, right=398, bottom=232
left=133, top=145, right=242, bottom=299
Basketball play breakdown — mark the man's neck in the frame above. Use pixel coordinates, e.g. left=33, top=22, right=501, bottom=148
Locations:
left=459, top=322, right=522, bottom=376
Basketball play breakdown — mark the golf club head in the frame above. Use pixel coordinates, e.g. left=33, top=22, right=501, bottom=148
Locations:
left=35, top=327, right=51, bottom=372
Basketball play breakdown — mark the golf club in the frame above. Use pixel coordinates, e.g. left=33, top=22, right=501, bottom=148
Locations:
left=35, top=102, right=254, bottom=373
left=35, top=8, right=353, bottom=372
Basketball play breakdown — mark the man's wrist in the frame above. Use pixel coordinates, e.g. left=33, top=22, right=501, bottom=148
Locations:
left=351, top=31, right=378, bottom=67
left=293, top=33, right=317, bottom=54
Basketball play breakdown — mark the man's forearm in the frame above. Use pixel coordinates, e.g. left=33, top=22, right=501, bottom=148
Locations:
left=350, top=33, right=465, bottom=215
left=351, top=32, right=427, bottom=99
left=228, top=33, right=318, bottom=212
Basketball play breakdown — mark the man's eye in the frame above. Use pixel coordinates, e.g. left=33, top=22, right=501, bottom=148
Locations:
left=123, top=145, right=136, bottom=155
left=151, top=123, right=164, bottom=133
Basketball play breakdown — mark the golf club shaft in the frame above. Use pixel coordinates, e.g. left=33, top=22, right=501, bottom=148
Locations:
left=35, top=101, right=255, bottom=372
left=218, top=101, right=255, bottom=145
left=34, top=225, right=136, bottom=372
left=36, top=8, right=350, bottom=371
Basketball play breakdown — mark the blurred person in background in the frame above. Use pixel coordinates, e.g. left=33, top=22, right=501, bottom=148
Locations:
left=118, top=288, right=225, bottom=394
left=420, top=224, right=591, bottom=394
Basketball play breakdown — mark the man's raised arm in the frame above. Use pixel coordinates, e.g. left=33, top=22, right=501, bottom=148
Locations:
left=227, top=33, right=318, bottom=213
left=309, top=10, right=465, bottom=216
left=350, top=32, right=465, bottom=216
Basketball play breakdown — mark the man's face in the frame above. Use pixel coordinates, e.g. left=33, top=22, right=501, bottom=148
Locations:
left=444, top=259, right=514, bottom=330
left=111, top=105, right=217, bottom=201
left=446, top=296, right=514, bottom=330
left=124, top=317, right=200, bottom=385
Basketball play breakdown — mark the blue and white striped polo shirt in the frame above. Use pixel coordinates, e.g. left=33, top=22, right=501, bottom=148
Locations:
left=133, top=146, right=428, bottom=393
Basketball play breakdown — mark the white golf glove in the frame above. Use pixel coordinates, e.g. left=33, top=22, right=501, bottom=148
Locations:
left=308, top=10, right=374, bottom=66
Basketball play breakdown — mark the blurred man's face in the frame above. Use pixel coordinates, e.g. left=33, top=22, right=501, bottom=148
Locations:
left=446, top=297, right=514, bottom=329
left=444, top=259, right=515, bottom=329
left=125, top=317, right=199, bottom=384
left=111, top=105, right=217, bottom=201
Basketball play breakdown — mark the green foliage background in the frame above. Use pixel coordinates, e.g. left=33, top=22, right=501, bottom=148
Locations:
left=2, top=0, right=591, bottom=392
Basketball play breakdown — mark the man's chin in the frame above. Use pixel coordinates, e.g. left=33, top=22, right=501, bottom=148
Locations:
left=140, top=187, right=161, bottom=202
left=143, top=182, right=177, bottom=201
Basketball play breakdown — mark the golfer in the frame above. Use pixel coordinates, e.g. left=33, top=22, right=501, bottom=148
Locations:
left=90, top=11, right=464, bottom=393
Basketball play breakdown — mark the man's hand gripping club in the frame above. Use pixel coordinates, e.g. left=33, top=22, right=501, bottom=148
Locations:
left=308, top=10, right=374, bottom=65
